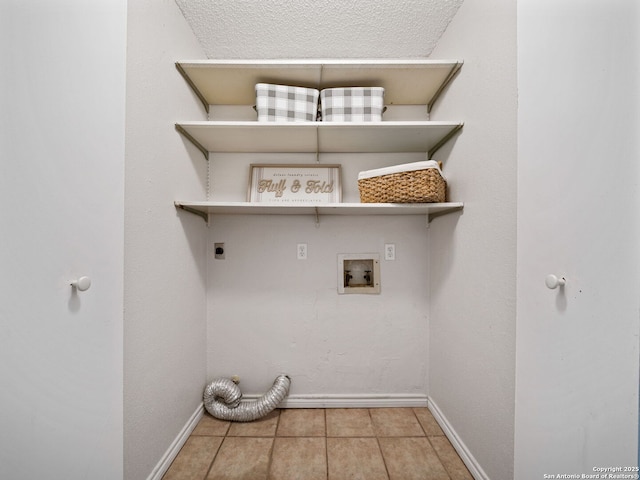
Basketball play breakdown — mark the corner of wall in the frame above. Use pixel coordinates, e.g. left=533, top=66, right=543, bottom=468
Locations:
left=124, top=1, right=209, bottom=478
left=426, top=1, right=518, bottom=479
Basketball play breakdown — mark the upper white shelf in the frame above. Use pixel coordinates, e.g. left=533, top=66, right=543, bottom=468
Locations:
left=176, top=59, right=463, bottom=108
left=175, top=121, right=463, bottom=155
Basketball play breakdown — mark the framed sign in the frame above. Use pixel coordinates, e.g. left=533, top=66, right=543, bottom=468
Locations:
left=248, top=164, right=342, bottom=203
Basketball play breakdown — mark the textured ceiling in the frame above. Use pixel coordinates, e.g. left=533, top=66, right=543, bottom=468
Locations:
left=175, top=0, right=463, bottom=59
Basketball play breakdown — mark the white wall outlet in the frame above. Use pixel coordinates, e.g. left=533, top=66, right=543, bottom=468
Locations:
left=385, top=243, right=396, bottom=261
left=297, top=243, right=307, bottom=260
left=214, top=243, right=225, bottom=260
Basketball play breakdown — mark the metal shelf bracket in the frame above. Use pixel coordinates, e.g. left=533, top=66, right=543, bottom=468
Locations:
left=175, top=124, right=209, bottom=161
left=427, top=204, right=463, bottom=224
left=175, top=62, right=210, bottom=114
left=427, top=61, right=463, bottom=114
left=175, top=202, right=209, bottom=224
left=428, top=123, right=464, bottom=160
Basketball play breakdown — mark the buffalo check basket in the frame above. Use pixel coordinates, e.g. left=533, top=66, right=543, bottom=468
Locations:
left=255, top=83, right=320, bottom=122
left=320, top=87, right=385, bottom=121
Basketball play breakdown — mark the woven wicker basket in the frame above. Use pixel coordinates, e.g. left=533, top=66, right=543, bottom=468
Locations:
left=358, top=168, right=446, bottom=203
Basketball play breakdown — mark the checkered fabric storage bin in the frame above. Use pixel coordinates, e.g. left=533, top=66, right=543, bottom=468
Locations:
left=255, top=83, right=320, bottom=122
left=320, top=87, right=385, bottom=121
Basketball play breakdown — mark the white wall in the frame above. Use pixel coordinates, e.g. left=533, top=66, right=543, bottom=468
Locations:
left=427, top=1, right=518, bottom=479
left=0, top=1, right=126, bottom=478
left=515, top=0, right=639, bottom=476
left=198, top=3, right=446, bottom=398
left=207, top=151, right=432, bottom=399
left=124, top=1, right=208, bottom=479
left=207, top=211, right=430, bottom=399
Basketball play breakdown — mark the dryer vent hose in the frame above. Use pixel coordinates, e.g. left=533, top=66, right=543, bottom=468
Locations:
left=203, top=374, right=291, bottom=422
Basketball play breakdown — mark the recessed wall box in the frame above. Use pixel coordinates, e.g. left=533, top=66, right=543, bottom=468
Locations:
left=337, top=253, right=381, bottom=294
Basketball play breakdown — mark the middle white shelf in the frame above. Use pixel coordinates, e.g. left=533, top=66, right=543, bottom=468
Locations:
left=175, top=200, right=464, bottom=223
left=175, top=121, right=463, bottom=156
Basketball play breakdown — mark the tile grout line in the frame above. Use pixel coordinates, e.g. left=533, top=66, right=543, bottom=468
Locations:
left=425, top=436, right=454, bottom=480
left=375, top=436, right=392, bottom=480
left=202, top=434, right=224, bottom=480
left=369, top=408, right=392, bottom=480
left=323, top=409, right=329, bottom=480
left=413, top=407, right=454, bottom=480
left=265, top=411, right=284, bottom=479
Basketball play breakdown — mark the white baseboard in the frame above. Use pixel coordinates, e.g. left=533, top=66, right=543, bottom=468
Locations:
left=427, top=397, right=490, bottom=480
left=245, top=393, right=429, bottom=408
left=147, top=403, right=204, bottom=480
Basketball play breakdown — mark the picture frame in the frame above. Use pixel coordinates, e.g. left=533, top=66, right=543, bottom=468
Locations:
left=248, top=164, right=342, bottom=204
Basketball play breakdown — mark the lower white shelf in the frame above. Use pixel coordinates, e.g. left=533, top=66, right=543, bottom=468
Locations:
left=175, top=201, right=463, bottom=223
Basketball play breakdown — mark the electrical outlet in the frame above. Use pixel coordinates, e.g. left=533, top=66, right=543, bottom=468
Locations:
left=214, top=243, right=225, bottom=260
left=297, top=243, right=307, bottom=260
left=385, top=243, right=395, bottom=261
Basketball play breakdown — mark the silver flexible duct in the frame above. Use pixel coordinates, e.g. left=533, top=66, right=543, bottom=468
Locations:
left=203, top=374, right=291, bottom=422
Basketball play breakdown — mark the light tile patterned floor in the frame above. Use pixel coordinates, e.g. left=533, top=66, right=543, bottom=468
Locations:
left=162, top=407, right=473, bottom=480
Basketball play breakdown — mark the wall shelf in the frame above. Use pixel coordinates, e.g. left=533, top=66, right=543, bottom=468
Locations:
left=176, top=59, right=463, bottom=112
left=175, top=200, right=464, bottom=224
left=174, top=58, right=465, bottom=223
left=175, top=121, right=463, bottom=157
